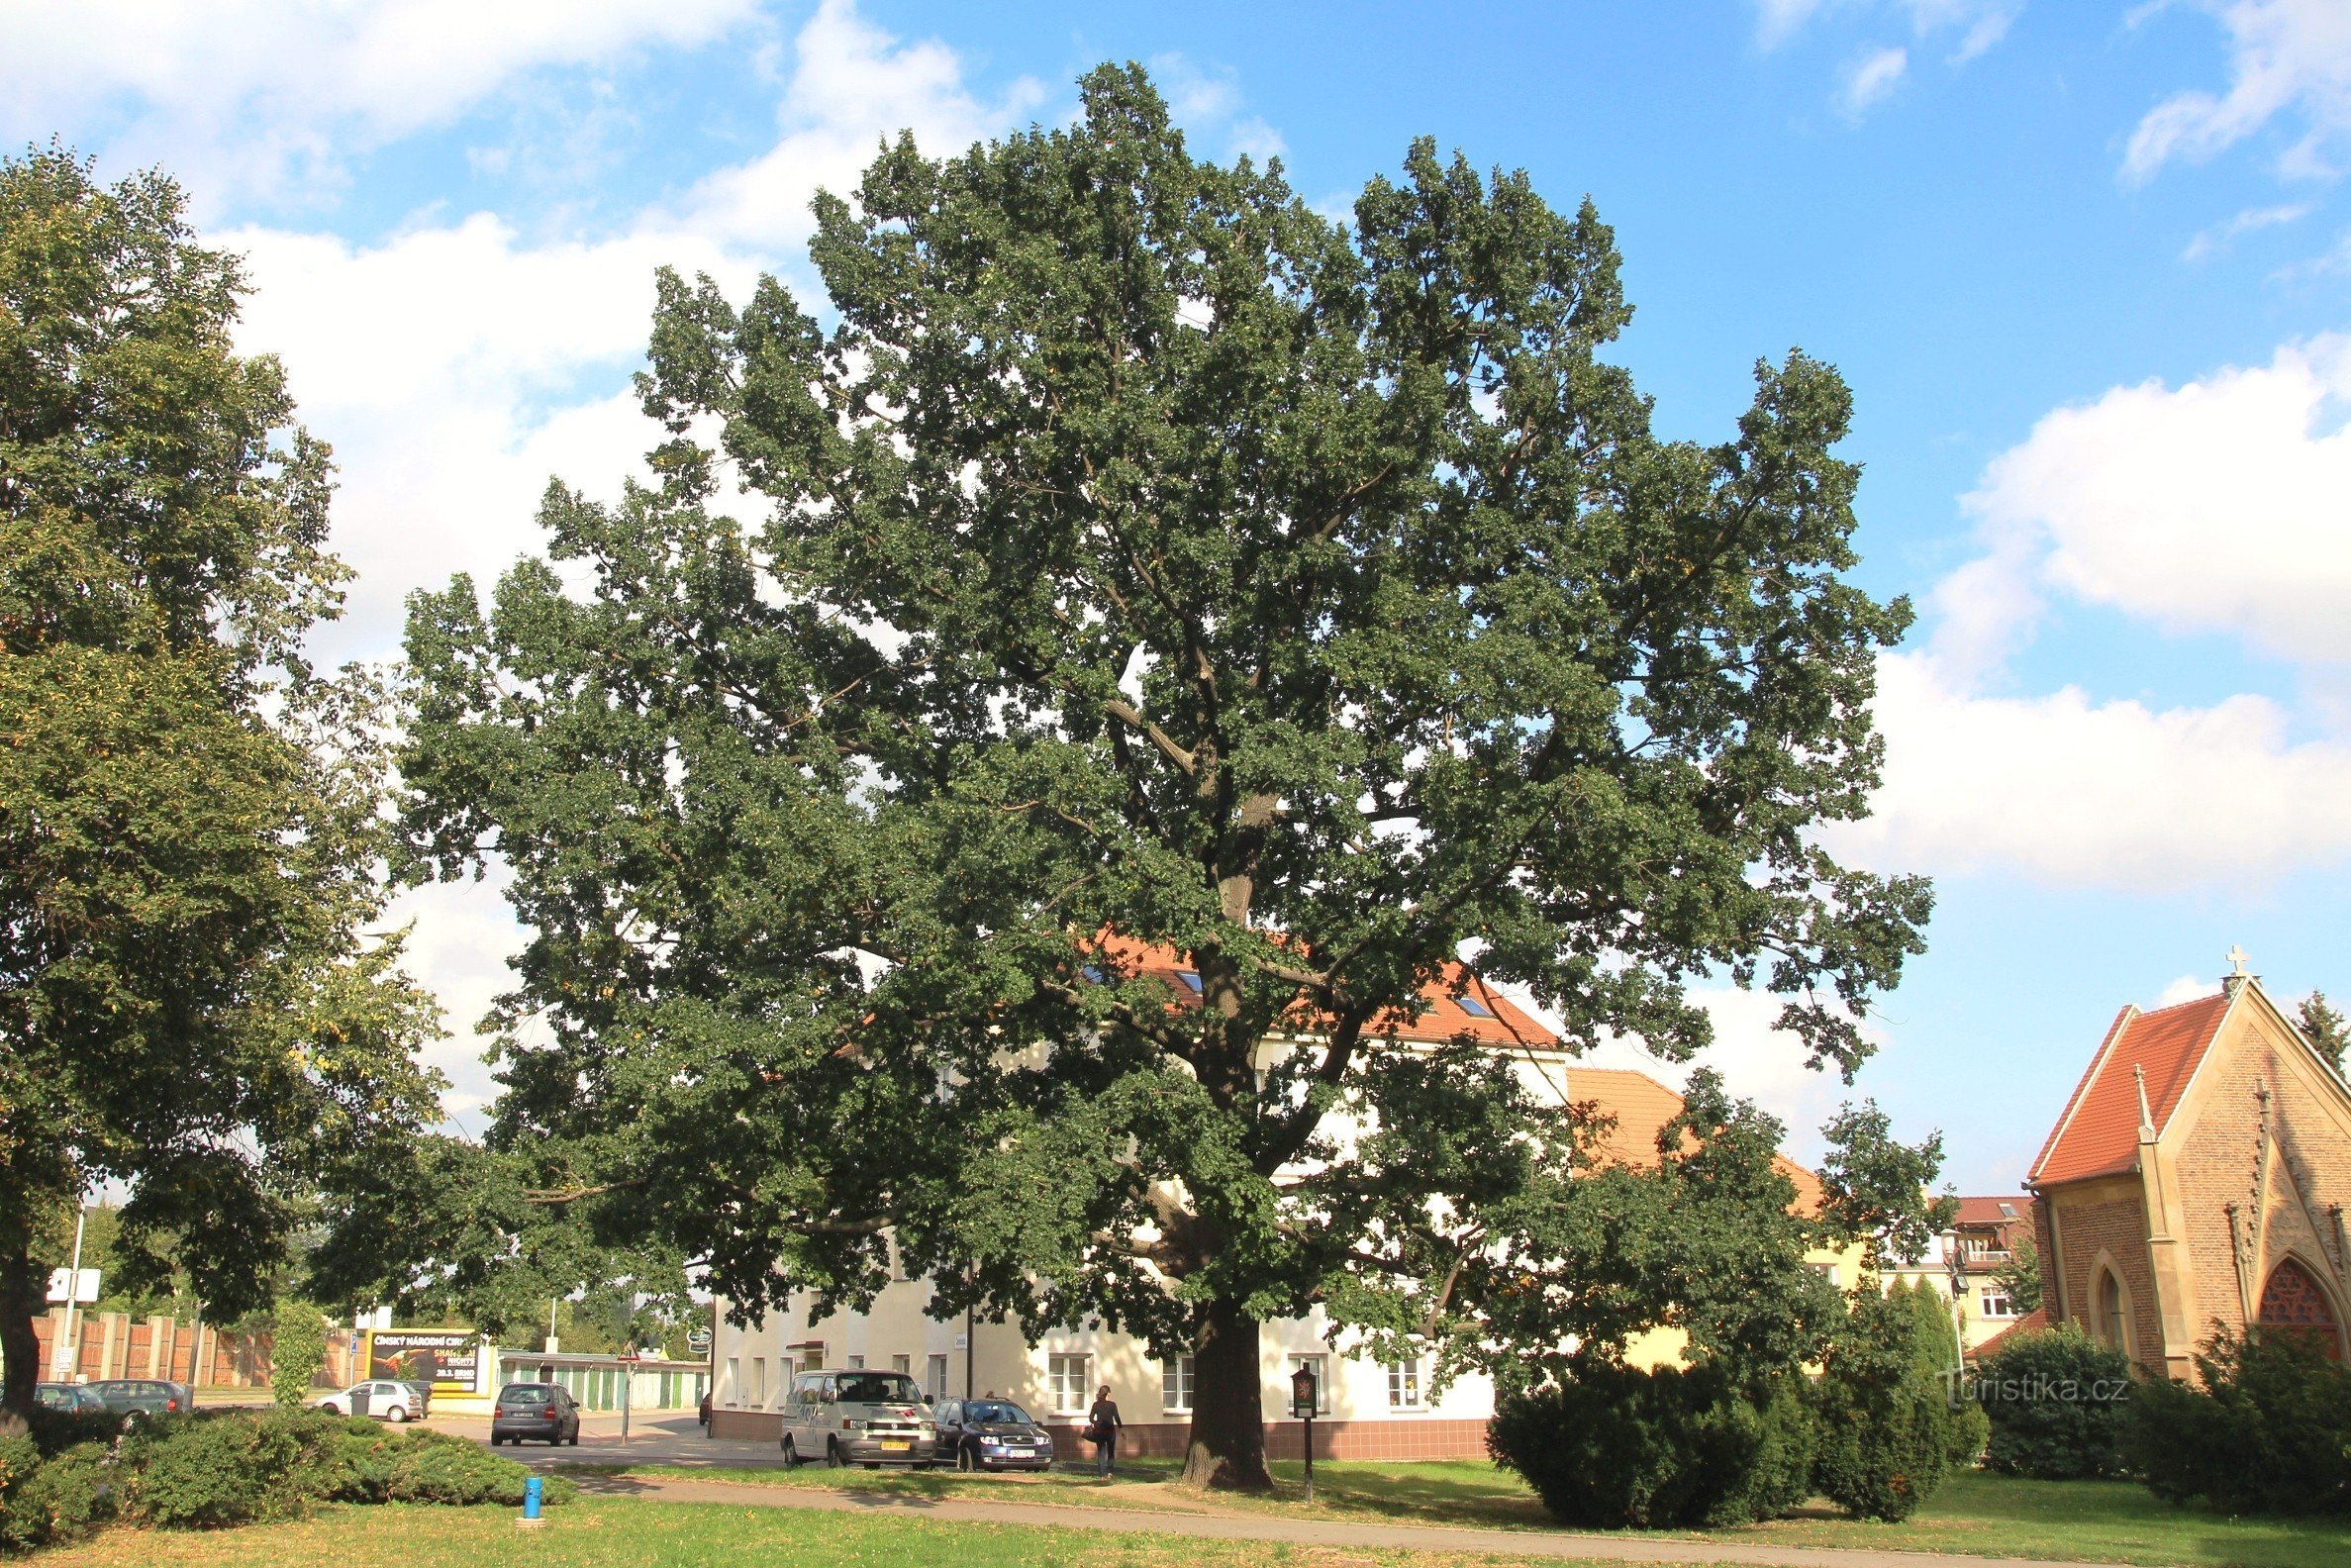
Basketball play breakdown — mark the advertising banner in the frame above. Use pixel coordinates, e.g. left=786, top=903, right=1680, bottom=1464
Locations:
left=363, top=1329, right=480, bottom=1393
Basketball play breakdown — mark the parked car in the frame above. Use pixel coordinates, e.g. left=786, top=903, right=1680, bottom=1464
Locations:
left=779, top=1369, right=935, bottom=1469
left=84, top=1379, right=191, bottom=1422
left=34, top=1383, right=110, bottom=1416
left=932, top=1398, right=1053, bottom=1472
left=489, top=1381, right=580, bottom=1446
left=317, top=1379, right=426, bottom=1422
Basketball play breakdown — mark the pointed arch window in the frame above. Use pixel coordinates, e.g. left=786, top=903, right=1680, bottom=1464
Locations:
left=2257, top=1258, right=2342, bottom=1361
left=2094, top=1268, right=2131, bottom=1358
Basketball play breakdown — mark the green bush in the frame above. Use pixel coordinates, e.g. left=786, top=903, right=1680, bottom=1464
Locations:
left=387, top=1429, right=564, bottom=1507
left=269, top=1300, right=331, bottom=1410
left=2121, top=1327, right=2351, bottom=1516
left=1810, top=1281, right=1973, bottom=1521
left=120, top=1414, right=282, bottom=1527
left=23, top=1406, right=125, bottom=1458
left=1974, top=1323, right=2132, bottom=1480
left=0, top=1442, right=113, bottom=1550
left=1489, top=1360, right=1814, bottom=1528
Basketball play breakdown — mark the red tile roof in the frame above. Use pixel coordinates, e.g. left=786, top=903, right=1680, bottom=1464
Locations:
left=1085, top=933, right=1558, bottom=1048
left=1951, top=1195, right=2031, bottom=1228
left=2027, top=992, right=2232, bottom=1187
left=1565, top=1066, right=1828, bottom=1217
left=1971, top=1306, right=2050, bottom=1360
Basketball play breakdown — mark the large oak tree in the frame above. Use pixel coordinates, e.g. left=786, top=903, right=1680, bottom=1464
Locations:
left=401, top=67, right=1928, bottom=1487
left=0, top=149, right=442, bottom=1420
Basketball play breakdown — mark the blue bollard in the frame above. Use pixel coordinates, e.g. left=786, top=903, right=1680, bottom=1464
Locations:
left=523, top=1475, right=542, bottom=1521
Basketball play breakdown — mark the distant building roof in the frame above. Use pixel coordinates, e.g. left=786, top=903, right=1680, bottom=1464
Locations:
left=1563, top=1066, right=1827, bottom=1216
left=1971, top=1306, right=2050, bottom=1360
left=1950, top=1195, right=2031, bottom=1228
left=1087, top=933, right=1558, bottom=1048
left=2028, top=992, right=2232, bottom=1187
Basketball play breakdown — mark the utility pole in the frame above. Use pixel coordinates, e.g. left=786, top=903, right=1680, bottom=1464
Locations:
left=50, top=1202, right=88, bottom=1380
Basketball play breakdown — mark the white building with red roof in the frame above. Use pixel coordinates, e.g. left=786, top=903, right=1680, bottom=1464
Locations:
left=2023, top=953, right=2351, bottom=1378
left=707, top=948, right=1843, bottom=1460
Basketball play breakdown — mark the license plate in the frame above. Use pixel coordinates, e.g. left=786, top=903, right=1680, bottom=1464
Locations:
left=880, top=1439, right=910, bottom=1451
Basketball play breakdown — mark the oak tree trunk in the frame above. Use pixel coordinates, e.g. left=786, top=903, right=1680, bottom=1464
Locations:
left=1180, top=1295, right=1271, bottom=1490
left=0, top=1248, right=46, bottom=1428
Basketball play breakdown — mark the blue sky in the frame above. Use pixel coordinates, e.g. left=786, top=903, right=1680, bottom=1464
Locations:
left=11, top=0, right=2351, bottom=1191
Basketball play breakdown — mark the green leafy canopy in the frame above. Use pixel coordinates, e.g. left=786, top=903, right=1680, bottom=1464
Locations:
left=0, top=147, right=444, bottom=1416
left=400, top=66, right=1929, bottom=1481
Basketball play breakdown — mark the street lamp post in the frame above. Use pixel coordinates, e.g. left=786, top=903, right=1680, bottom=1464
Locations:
left=1290, top=1364, right=1319, bottom=1505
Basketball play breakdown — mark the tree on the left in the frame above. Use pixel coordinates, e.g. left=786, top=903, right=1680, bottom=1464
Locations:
left=0, top=147, right=444, bottom=1421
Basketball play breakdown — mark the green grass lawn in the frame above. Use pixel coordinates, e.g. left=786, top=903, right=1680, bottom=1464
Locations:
left=28, top=1496, right=1565, bottom=1568
left=585, top=1458, right=2351, bottom=1568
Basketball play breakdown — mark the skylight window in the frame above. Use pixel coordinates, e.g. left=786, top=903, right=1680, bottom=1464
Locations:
left=1174, top=971, right=1204, bottom=993
left=1081, top=965, right=1108, bottom=984
left=1456, top=993, right=1495, bottom=1019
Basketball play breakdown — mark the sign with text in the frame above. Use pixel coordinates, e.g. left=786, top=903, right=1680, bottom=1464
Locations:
left=363, top=1329, right=480, bottom=1394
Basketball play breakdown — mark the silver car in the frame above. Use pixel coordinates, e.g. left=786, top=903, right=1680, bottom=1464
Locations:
left=779, top=1369, right=937, bottom=1468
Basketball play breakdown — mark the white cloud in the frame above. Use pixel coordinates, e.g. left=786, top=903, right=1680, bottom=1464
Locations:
left=1833, top=654, right=2351, bottom=889
left=2126, top=0, right=2351, bottom=183
left=228, top=216, right=757, bottom=657
left=0, top=0, right=760, bottom=204
left=1952, top=336, right=2351, bottom=669
left=2182, top=200, right=2313, bottom=259
left=1756, top=0, right=2018, bottom=61
left=2156, top=974, right=2219, bottom=1006
left=674, top=0, right=1048, bottom=247
left=1839, top=47, right=1911, bottom=115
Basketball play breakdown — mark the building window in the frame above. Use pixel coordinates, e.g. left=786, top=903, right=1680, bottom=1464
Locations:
left=1807, top=1261, right=1840, bottom=1288
left=1980, top=1287, right=2014, bottom=1320
left=1456, top=993, right=1495, bottom=1019
left=1161, top=1355, right=1196, bottom=1413
left=2095, top=1269, right=2129, bottom=1357
left=1288, top=1354, right=1331, bottom=1414
left=929, top=1354, right=949, bottom=1403
left=724, top=1357, right=740, bottom=1409
left=747, top=1358, right=766, bottom=1408
left=846, top=1354, right=864, bottom=1369
left=892, top=1354, right=911, bottom=1375
left=1048, top=1353, right=1092, bottom=1414
left=1386, top=1358, right=1422, bottom=1410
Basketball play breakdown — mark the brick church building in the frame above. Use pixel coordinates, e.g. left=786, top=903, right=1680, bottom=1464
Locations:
left=2024, top=954, right=2351, bottom=1376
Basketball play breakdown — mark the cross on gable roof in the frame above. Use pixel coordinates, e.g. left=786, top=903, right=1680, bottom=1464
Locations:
left=2027, top=991, right=2233, bottom=1187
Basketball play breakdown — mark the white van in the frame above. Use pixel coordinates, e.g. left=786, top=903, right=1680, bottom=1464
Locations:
left=779, top=1368, right=937, bottom=1468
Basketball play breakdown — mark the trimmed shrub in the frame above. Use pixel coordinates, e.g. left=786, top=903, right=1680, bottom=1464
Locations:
left=0, top=1443, right=113, bottom=1550
left=1810, top=1281, right=1970, bottom=1521
left=120, top=1415, right=281, bottom=1527
left=387, top=1430, right=557, bottom=1507
left=1974, top=1323, right=2132, bottom=1480
left=2121, top=1327, right=2351, bottom=1516
left=1489, top=1360, right=1814, bottom=1528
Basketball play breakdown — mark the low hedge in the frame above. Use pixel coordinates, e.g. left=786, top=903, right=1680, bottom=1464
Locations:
left=0, top=1407, right=571, bottom=1553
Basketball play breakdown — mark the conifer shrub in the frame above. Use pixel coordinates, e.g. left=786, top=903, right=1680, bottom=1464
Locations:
left=1973, top=1323, right=2132, bottom=1480
left=2121, top=1327, right=2351, bottom=1516
left=1489, top=1360, right=1814, bottom=1528
left=1809, top=1281, right=1972, bottom=1520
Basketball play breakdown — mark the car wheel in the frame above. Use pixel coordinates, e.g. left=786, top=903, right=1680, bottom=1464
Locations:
left=956, top=1443, right=976, bottom=1474
left=825, top=1439, right=843, bottom=1469
left=568, top=1427, right=580, bottom=1446
left=386, top=1405, right=408, bottom=1423
left=780, top=1437, right=798, bottom=1468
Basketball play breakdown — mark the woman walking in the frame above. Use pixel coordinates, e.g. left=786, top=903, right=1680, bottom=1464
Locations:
left=1087, top=1383, right=1123, bottom=1478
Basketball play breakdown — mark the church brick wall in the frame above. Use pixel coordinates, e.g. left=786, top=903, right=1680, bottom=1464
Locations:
left=2049, top=1186, right=2161, bottom=1365
left=2174, top=1023, right=2351, bottom=1344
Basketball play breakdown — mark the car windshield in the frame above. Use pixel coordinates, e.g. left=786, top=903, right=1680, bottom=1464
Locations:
left=833, top=1373, right=923, bottom=1405
left=963, top=1401, right=1032, bottom=1424
left=499, top=1386, right=552, bottom=1405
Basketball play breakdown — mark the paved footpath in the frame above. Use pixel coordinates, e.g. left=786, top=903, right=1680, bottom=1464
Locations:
left=561, top=1470, right=2094, bottom=1568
